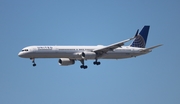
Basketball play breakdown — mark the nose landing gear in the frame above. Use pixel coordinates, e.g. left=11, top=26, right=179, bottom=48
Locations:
left=30, top=58, right=36, bottom=67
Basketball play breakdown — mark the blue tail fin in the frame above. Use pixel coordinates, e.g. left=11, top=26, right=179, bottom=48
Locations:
left=130, top=26, right=150, bottom=48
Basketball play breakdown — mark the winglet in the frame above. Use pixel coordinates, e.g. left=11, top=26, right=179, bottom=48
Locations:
left=135, top=29, right=139, bottom=37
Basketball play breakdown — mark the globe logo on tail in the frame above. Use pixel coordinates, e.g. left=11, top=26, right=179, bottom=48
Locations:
left=131, top=35, right=146, bottom=48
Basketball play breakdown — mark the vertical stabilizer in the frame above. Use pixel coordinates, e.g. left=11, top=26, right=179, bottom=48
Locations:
left=130, top=26, right=150, bottom=48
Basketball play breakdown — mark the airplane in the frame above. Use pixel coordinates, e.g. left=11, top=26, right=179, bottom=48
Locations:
left=18, top=26, right=162, bottom=69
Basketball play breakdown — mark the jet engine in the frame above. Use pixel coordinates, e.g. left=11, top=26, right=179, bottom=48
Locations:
left=81, top=51, right=96, bottom=59
left=58, top=58, right=75, bottom=66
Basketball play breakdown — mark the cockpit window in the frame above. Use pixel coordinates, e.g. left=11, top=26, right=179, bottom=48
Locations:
left=22, top=49, right=28, bottom=51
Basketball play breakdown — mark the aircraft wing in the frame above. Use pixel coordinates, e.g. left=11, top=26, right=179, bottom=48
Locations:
left=93, top=37, right=136, bottom=54
left=140, top=44, right=163, bottom=52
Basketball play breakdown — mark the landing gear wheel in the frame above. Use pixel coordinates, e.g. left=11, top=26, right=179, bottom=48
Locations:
left=80, top=65, right=83, bottom=68
left=93, top=61, right=96, bottom=65
left=33, top=63, right=36, bottom=67
left=93, top=61, right=101, bottom=65
left=97, top=62, right=101, bottom=65
left=84, top=65, right=88, bottom=69
left=80, top=65, right=88, bottom=69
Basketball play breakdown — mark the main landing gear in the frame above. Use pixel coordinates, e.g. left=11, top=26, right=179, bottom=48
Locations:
left=93, top=59, right=101, bottom=65
left=80, top=60, right=88, bottom=69
left=80, top=59, right=101, bottom=69
left=30, top=58, right=36, bottom=67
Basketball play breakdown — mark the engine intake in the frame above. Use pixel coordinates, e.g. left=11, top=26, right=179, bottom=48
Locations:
left=58, top=58, right=75, bottom=66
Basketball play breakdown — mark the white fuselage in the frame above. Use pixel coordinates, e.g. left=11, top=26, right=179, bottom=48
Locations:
left=18, top=45, right=150, bottom=60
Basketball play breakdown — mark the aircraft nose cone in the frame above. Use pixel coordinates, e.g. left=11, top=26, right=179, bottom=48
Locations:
left=18, top=52, right=23, bottom=57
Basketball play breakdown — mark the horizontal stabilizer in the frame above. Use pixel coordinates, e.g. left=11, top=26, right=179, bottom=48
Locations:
left=140, top=44, right=163, bottom=52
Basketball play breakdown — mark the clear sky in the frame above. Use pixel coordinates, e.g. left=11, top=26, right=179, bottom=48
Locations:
left=0, top=0, right=180, bottom=104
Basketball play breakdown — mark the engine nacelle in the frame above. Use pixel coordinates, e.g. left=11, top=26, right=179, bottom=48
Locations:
left=81, top=51, right=96, bottom=59
left=58, top=58, right=75, bottom=66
